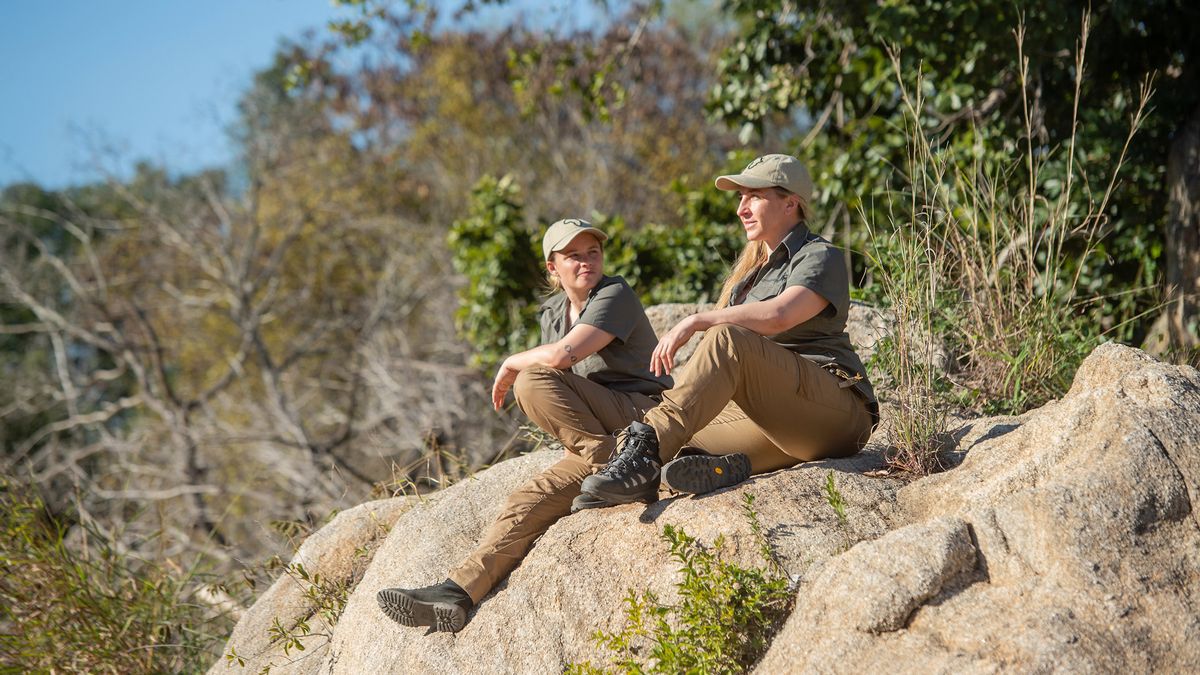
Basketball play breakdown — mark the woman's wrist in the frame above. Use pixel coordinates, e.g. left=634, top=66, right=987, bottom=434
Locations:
left=688, top=311, right=715, bottom=332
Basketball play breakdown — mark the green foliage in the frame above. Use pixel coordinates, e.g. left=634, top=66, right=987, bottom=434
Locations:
left=861, top=34, right=1148, bottom=466
left=448, top=163, right=755, bottom=371
left=0, top=479, right=232, bottom=672
left=225, top=510, right=392, bottom=672
left=823, top=470, right=854, bottom=553
left=448, top=174, right=544, bottom=371
left=261, top=561, right=355, bottom=657
left=570, top=493, right=793, bottom=674
left=823, top=470, right=848, bottom=530
left=711, top=0, right=1199, bottom=346
left=606, top=179, right=747, bottom=306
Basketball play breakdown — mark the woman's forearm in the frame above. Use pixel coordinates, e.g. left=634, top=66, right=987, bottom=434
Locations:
left=692, top=286, right=829, bottom=336
left=689, top=304, right=791, bottom=336
left=505, top=343, right=572, bottom=372
left=506, top=322, right=618, bottom=373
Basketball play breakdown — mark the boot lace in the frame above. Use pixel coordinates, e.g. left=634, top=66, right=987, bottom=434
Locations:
left=599, top=427, right=656, bottom=478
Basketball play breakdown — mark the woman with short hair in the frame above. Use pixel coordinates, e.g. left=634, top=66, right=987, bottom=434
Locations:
left=377, top=218, right=670, bottom=633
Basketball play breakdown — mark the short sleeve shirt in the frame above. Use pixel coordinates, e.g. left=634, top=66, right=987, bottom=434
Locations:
left=538, top=275, right=673, bottom=396
left=729, top=224, right=876, bottom=403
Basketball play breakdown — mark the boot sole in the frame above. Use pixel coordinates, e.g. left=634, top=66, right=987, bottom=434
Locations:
left=377, top=588, right=466, bottom=633
left=571, top=493, right=614, bottom=513
left=662, top=453, right=751, bottom=495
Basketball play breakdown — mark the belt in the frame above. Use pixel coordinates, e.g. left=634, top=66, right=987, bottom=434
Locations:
left=821, top=363, right=879, bottom=429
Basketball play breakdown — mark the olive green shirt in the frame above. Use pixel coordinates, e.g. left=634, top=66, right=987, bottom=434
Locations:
left=730, top=223, right=877, bottom=403
left=538, top=275, right=673, bottom=396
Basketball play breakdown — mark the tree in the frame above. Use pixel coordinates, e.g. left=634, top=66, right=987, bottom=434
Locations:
left=0, top=65, right=518, bottom=568
left=708, top=0, right=1200, bottom=359
left=305, top=3, right=737, bottom=229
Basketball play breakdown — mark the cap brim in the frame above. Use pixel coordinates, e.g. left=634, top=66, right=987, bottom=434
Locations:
left=547, top=227, right=609, bottom=258
left=715, top=174, right=779, bottom=191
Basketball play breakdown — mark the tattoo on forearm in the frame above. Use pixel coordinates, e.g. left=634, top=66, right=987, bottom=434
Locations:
left=564, top=344, right=578, bottom=363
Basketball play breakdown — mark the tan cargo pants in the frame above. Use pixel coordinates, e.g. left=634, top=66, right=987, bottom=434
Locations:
left=448, top=365, right=658, bottom=603
left=644, top=324, right=875, bottom=471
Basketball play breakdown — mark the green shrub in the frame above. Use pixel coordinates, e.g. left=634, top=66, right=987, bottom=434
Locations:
left=259, top=560, right=355, bottom=660
left=447, top=174, right=544, bottom=371
left=604, top=178, right=747, bottom=306
left=569, top=494, right=793, bottom=674
left=448, top=169, right=747, bottom=373
left=0, top=479, right=232, bottom=673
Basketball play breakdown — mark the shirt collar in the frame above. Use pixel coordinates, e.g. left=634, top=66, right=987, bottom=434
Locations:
left=542, top=275, right=614, bottom=334
left=777, top=222, right=812, bottom=260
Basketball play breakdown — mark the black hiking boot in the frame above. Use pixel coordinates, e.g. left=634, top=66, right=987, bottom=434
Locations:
left=377, top=579, right=472, bottom=633
left=662, top=452, right=752, bottom=495
left=579, top=421, right=662, bottom=504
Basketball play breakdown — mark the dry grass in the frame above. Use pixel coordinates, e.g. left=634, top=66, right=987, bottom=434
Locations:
left=868, top=14, right=1152, bottom=474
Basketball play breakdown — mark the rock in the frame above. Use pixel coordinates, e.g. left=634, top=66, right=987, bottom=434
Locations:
left=208, top=497, right=412, bottom=674
left=797, top=517, right=978, bottom=634
left=213, top=343, right=1200, bottom=674
left=759, top=343, right=1200, bottom=673
left=755, top=517, right=982, bottom=673
left=215, top=448, right=903, bottom=674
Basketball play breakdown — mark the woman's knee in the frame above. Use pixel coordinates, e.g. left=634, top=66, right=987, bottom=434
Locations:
left=513, top=364, right=564, bottom=405
left=697, top=323, right=758, bottom=356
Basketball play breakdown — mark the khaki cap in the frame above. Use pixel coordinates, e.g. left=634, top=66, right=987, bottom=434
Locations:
left=542, top=218, right=609, bottom=261
left=715, top=154, right=814, bottom=203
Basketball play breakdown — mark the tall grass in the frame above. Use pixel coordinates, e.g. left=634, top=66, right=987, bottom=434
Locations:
left=869, top=14, right=1152, bottom=473
left=0, top=479, right=234, bottom=673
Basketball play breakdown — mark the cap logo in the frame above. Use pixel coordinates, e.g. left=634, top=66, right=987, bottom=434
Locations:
left=745, top=156, right=768, bottom=171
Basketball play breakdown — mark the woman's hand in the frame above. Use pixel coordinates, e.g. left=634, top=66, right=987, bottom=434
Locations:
left=651, top=315, right=701, bottom=377
left=491, top=358, right=520, bottom=410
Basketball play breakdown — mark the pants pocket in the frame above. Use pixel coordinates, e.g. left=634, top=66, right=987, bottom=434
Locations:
left=795, top=357, right=853, bottom=414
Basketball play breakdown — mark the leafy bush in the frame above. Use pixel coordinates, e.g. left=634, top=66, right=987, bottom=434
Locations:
left=0, top=479, right=232, bottom=673
left=449, top=169, right=748, bottom=373
left=568, top=494, right=793, bottom=674
left=258, top=561, right=355, bottom=661
left=603, top=178, right=748, bottom=306
left=447, top=174, right=545, bottom=371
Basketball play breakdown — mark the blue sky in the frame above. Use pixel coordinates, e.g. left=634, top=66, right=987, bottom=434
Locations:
left=0, top=1, right=614, bottom=191
left=0, top=1, right=354, bottom=189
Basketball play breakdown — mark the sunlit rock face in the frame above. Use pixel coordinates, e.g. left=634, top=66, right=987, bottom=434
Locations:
left=212, top=338, right=1200, bottom=675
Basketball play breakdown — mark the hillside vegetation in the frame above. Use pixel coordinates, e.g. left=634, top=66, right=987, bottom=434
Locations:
left=1, top=1, right=1198, bottom=670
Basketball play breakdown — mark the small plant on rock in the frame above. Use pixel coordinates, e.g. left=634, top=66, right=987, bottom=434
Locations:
left=225, top=512, right=392, bottom=671
left=823, top=469, right=855, bottom=553
left=568, top=494, right=793, bottom=674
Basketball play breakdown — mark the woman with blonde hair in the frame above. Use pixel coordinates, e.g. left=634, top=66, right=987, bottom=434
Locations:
left=579, top=153, right=878, bottom=503
left=377, top=218, right=670, bottom=632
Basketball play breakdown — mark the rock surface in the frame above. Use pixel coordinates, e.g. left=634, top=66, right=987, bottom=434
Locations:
left=757, top=343, right=1200, bottom=673
left=211, top=497, right=411, bottom=672
left=213, top=343, right=1200, bottom=674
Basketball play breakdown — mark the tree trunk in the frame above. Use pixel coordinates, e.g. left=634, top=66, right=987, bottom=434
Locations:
left=1163, top=100, right=1200, bottom=361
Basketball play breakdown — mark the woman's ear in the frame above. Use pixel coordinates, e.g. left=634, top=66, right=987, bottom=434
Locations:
left=545, top=259, right=557, bottom=277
